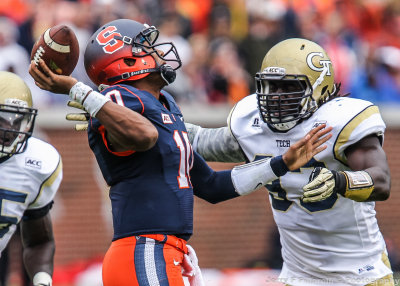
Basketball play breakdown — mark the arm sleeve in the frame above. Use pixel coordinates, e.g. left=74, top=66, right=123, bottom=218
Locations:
left=185, top=123, right=245, bottom=163
left=191, top=152, right=239, bottom=204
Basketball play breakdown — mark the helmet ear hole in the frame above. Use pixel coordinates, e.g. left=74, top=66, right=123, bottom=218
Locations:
left=124, top=58, right=136, bottom=66
left=98, top=71, right=107, bottom=83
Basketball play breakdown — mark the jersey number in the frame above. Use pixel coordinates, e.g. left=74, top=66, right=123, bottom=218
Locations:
left=105, top=89, right=125, bottom=106
left=256, top=156, right=338, bottom=212
left=173, top=130, right=193, bottom=189
left=101, top=92, right=192, bottom=189
left=0, top=189, right=27, bottom=238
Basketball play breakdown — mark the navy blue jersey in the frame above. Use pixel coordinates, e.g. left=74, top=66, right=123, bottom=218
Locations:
left=88, top=85, right=195, bottom=240
left=88, top=84, right=239, bottom=241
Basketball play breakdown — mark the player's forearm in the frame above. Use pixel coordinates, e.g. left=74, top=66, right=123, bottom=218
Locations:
left=185, top=123, right=245, bottom=162
left=194, top=169, right=239, bottom=204
left=192, top=152, right=289, bottom=202
left=346, top=135, right=391, bottom=201
left=20, top=214, right=55, bottom=284
left=191, top=152, right=239, bottom=203
left=23, top=240, right=55, bottom=280
left=362, top=166, right=390, bottom=201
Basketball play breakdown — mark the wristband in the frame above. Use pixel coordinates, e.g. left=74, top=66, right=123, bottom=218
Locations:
left=69, top=82, right=110, bottom=117
left=334, top=170, right=374, bottom=202
left=231, top=157, right=278, bottom=196
left=270, top=155, right=289, bottom=177
left=33, top=272, right=52, bottom=286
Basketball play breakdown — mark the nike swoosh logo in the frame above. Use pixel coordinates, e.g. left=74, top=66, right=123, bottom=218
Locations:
left=255, top=182, right=263, bottom=189
left=173, top=259, right=180, bottom=266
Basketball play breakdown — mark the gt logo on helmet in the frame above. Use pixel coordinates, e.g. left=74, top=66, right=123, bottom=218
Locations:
left=306, top=52, right=332, bottom=76
left=96, top=26, right=123, bottom=54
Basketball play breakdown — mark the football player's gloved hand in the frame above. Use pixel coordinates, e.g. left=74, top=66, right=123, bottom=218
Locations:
left=302, top=167, right=374, bottom=203
left=302, top=167, right=340, bottom=202
left=66, top=100, right=89, bottom=131
left=65, top=85, right=109, bottom=131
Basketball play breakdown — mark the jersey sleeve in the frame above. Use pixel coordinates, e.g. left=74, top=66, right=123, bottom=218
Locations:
left=228, top=94, right=261, bottom=162
left=186, top=122, right=245, bottom=163
left=191, top=152, right=239, bottom=203
left=91, top=84, right=146, bottom=129
left=89, top=85, right=149, bottom=155
left=28, top=142, right=63, bottom=210
left=327, top=99, right=386, bottom=165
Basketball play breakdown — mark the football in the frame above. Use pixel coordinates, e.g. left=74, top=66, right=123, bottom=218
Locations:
left=31, top=24, right=79, bottom=76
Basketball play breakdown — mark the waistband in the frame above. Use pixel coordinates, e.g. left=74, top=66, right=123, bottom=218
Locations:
left=140, top=234, right=188, bottom=254
left=113, top=234, right=188, bottom=254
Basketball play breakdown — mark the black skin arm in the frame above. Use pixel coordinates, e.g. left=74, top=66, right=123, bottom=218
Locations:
left=20, top=212, right=55, bottom=280
left=345, top=134, right=391, bottom=201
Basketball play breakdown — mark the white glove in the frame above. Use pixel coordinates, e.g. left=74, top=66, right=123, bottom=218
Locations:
left=181, top=245, right=205, bottom=286
left=33, top=272, right=52, bottom=286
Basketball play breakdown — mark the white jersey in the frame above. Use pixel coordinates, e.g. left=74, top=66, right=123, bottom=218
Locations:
left=229, top=95, right=391, bottom=286
left=0, top=137, right=62, bottom=253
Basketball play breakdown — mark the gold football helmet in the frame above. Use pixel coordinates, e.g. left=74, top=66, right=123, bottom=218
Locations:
left=256, top=38, right=336, bottom=131
left=0, top=72, right=37, bottom=157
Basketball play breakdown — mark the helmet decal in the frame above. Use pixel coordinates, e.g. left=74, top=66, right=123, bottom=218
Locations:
left=306, top=52, right=332, bottom=75
left=306, top=52, right=333, bottom=90
left=263, top=67, right=286, bottom=75
left=5, top=98, right=28, bottom=108
left=96, top=26, right=123, bottom=54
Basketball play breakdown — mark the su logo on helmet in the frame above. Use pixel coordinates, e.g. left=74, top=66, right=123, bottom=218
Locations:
left=96, top=26, right=123, bottom=54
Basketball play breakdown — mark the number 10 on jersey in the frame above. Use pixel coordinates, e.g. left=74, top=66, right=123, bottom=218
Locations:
left=173, top=130, right=193, bottom=189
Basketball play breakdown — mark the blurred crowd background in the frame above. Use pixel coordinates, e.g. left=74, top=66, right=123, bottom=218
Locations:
left=0, top=0, right=400, bottom=107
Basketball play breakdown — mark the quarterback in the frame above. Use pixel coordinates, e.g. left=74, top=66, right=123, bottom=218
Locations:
left=29, top=19, right=332, bottom=286
left=186, top=38, right=393, bottom=286
left=0, top=72, right=62, bottom=286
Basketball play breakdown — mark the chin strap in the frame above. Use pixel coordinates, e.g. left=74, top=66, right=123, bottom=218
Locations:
left=106, top=68, right=159, bottom=83
left=106, top=64, right=176, bottom=85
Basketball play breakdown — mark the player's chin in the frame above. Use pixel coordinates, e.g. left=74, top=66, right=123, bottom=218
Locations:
left=146, top=72, right=168, bottom=89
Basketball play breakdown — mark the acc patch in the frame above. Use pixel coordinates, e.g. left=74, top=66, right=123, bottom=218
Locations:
left=25, top=157, right=42, bottom=169
left=162, top=113, right=173, bottom=124
left=312, top=120, right=327, bottom=128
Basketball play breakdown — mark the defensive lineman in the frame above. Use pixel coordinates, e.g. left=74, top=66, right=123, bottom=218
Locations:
left=0, top=71, right=62, bottom=286
left=187, top=38, right=393, bottom=286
